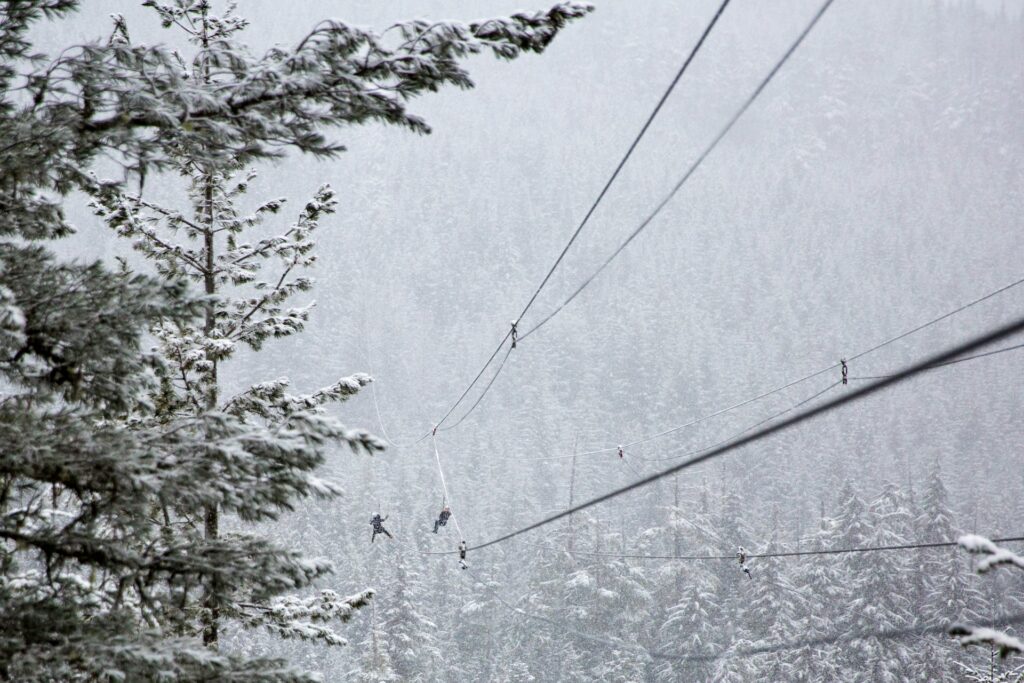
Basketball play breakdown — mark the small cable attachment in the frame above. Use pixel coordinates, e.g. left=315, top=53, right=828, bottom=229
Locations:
left=510, top=320, right=519, bottom=349
left=618, top=445, right=624, bottom=459
left=432, top=424, right=438, bottom=436
left=840, top=359, right=848, bottom=385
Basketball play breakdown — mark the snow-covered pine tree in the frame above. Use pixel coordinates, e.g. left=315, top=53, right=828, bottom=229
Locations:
left=787, top=511, right=846, bottom=681
left=377, top=553, right=445, bottom=682
left=1, top=0, right=591, bottom=678
left=351, top=600, right=401, bottom=683
left=829, top=481, right=877, bottom=677
left=737, top=528, right=805, bottom=680
left=858, top=483, right=917, bottom=681
left=90, top=151, right=384, bottom=648
left=653, top=477, right=726, bottom=679
left=528, top=523, right=589, bottom=679
left=916, top=461, right=987, bottom=680
left=657, top=575, right=721, bottom=681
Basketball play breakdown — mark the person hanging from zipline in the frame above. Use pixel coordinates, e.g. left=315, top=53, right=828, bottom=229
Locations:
left=433, top=504, right=452, bottom=534
left=370, top=513, right=393, bottom=542
left=458, top=540, right=468, bottom=570
left=737, top=546, right=751, bottom=579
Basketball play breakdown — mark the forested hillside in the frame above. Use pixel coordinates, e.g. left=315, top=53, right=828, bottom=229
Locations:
left=16, top=0, right=1024, bottom=680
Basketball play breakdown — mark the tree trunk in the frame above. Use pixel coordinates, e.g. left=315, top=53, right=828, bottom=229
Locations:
left=201, top=173, right=220, bottom=647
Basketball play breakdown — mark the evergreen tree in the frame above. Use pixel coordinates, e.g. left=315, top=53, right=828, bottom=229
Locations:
left=91, top=156, right=383, bottom=647
left=654, top=480, right=723, bottom=681
left=787, top=487, right=858, bottom=680
left=860, top=483, right=917, bottom=682
left=0, top=0, right=591, bottom=678
left=352, top=599, right=401, bottom=683
left=916, top=461, right=986, bottom=680
left=379, top=554, right=444, bottom=682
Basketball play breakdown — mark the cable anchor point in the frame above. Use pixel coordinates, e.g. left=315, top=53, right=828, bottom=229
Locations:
left=840, top=358, right=848, bottom=385
left=510, top=320, right=519, bottom=349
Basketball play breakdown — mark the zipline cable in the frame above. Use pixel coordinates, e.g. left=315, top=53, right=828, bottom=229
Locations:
left=440, top=344, right=514, bottom=432
left=431, top=332, right=512, bottom=432
left=623, top=368, right=837, bottom=450
left=425, top=0, right=734, bottom=434
left=519, top=0, right=836, bottom=341
left=405, top=337, right=1020, bottom=553
left=461, top=314, right=1024, bottom=553
left=506, top=370, right=839, bottom=464
left=371, top=294, right=1022, bottom=480
left=849, top=340, right=1024, bottom=382
left=524, top=535, right=1024, bottom=562
left=506, top=272, right=1024, bottom=463
left=635, top=379, right=842, bottom=462
left=847, top=281, right=1024, bottom=363
left=512, top=0, right=734, bottom=329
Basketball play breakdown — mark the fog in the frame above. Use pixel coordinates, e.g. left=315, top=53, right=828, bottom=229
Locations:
left=41, top=0, right=1024, bottom=679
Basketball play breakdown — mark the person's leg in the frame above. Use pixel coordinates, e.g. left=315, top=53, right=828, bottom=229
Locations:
left=433, top=520, right=439, bottom=533
left=371, top=531, right=376, bottom=543
left=384, top=529, right=393, bottom=539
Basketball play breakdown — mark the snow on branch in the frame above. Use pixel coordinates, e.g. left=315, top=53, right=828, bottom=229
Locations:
left=958, top=534, right=1024, bottom=573
left=223, top=373, right=373, bottom=419
left=949, top=624, right=1024, bottom=659
left=470, top=2, right=594, bottom=58
left=236, top=589, right=374, bottom=646
left=952, top=535, right=1024, bottom=662
left=66, top=2, right=593, bottom=163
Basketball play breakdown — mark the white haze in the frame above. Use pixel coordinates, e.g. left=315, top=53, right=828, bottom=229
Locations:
left=40, top=1, right=1024, bottom=680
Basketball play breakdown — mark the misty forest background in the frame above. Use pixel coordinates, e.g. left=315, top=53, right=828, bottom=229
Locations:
left=41, top=0, right=1024, bottom=680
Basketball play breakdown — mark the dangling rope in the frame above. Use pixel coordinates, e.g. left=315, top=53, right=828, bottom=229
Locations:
left=619, top=449, right=645, bottom=479
left=363, top=322, right=431, bottom=449
left=431, top=430, right=465, bottom=541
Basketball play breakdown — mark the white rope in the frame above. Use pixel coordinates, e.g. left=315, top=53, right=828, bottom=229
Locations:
left=364, top=329, right=431, bottom=449
left=368, top=375, right=430, bottom=449
left=620, top=452, right=645, bottom=479
left=431, top=432, right=465, bottom=541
